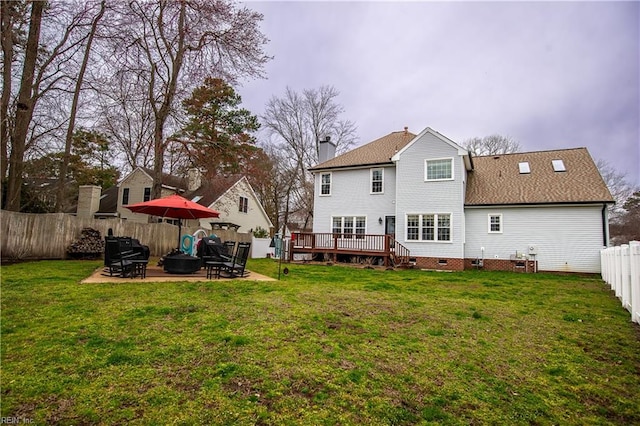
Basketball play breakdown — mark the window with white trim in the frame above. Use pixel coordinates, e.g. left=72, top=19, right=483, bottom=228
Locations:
left=320, top=173, right=332, bottom=196
left=371, top=168, right=383, bottom=194
left=488, top=214, right=502, bottom=233
left=332, top=216, right=366, bottom=239
left=406, top=213, right=451, bottom=241
left=239, top=196, right=248, bottom=213
left=143, top=187, right=151, bottom=202
left=122, top=188, right=129, bottom=205
left=425, top=158, right=453, bottom=181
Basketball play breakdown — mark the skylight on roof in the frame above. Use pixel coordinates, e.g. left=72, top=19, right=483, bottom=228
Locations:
left=191, top=195, right=203, bottom=203
left=552, top=159, right=566, bottom=172
left=518, top=162, right=530, bottom=174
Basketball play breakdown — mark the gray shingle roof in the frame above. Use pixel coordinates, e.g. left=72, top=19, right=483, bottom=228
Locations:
left=309, top=130, right=416, bottom=171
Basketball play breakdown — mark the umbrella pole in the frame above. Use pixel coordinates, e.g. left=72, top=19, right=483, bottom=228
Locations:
left=177, top=219, right=182, bottom=252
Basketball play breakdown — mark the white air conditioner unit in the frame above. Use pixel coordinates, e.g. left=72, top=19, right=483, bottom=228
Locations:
left=528, top=245, right=538, bottom=255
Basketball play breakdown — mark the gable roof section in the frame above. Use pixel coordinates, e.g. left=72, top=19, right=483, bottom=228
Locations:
left=309, top=130, right=416, bottom=171
left=465, top=148, right=614, bottom=206
left=391, top=127, right=468, bottom=161
left=139, top=167, right=187, bottom=191
left=183, top=175, right=244, bottom=207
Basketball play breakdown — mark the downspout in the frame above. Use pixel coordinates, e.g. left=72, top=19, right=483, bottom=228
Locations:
left=601, top=204, right=609, bottom=247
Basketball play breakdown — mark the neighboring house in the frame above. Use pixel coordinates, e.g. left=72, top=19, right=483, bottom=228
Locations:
left=75, top=167, right=273, bottom=234
left=308, top=127, right=614, bottom=273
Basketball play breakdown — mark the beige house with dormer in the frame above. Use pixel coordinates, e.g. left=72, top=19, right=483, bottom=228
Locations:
left=76, top=167, right=272, bottom=234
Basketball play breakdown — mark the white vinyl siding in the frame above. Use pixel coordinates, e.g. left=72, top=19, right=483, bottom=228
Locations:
left=464, top=205, right=605, bottom=273
left=395, top=130, right=465, bottom=259
left=313, top=167, right=396, bottom=233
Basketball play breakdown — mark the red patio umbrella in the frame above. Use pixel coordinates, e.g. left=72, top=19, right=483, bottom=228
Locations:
left=124, top=194, right=220, bottom=251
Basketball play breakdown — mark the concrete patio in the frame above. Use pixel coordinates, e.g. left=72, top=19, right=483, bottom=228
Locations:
left=81, top=262, right=276, bottom=284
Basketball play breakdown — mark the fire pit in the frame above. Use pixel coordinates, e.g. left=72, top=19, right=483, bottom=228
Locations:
left=163, top=253, right=201, bottom=274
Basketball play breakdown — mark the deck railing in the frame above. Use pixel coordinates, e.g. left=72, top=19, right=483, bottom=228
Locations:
left=291, top=232, right=410, bottom=266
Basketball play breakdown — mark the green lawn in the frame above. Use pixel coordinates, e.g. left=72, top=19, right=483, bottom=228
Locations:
left=1, top=259, right=639, bottom=425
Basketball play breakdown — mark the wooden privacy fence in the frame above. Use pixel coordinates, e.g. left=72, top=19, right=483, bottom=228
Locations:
left=0, top=210, right=249, bottom=261
left=601, top=241, right=640, bottom=324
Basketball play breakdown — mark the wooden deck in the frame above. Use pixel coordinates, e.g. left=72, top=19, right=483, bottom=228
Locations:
left=289, top=233, right=411, bottom=267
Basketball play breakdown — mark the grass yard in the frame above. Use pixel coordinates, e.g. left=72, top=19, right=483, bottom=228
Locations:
left=1, top=259, right=639, bottom=425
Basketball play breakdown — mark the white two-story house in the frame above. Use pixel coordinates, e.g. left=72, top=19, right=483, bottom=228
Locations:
left=307, top=127, right=613, bottom=273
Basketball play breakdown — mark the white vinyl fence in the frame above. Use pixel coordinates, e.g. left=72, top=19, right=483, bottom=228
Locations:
left=601, top=241, right=640, bottom=324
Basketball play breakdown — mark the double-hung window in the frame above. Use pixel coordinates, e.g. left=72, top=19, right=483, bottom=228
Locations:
left=143, top=187, right=151, bottom=202
left=406, top=213, right=451, bottom=241
left=425, top=158, right=453, bottom=181
left=320, top=173, right=332, bottom=196
left=332, top=216, right=366, bottom=239
left=371, top=168, right=383, bottom=194
left=122, top=188, right=129, bottom=205
left=488, top=214, right=502, bottom=233
left=239, top=196, right=248, bottom=213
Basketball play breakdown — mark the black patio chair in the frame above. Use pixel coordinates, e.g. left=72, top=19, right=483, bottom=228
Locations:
left=221, top=242, right=251, bottom=278
left=199, top=237, right=231, bottom=279
left=223, top=241, right=236, bottom=257
left=105, top=237, right=138, bottom=277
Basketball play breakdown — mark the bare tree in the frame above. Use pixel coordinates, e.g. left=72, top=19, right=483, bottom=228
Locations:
left=5, top=1, right=44, bottom=211
left=1, top=1, right=25, bottom=188
left=98, top=0, right=269, bottom=200
left=3, top=1, right=110, bottom=211
left=262, top=85, right=358, bottom=228
left=55, top=0, right=106, bottom=211
left=596, top=159, right=636, bottom=219
left=464, top=134, right=521, bottom=156
left=610, top=191, right=640, bottom=245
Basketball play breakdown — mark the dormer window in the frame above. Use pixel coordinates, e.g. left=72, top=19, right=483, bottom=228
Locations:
left=518, top=162, right=530, bottom=174
left=552, top=159, right=566, bottom=172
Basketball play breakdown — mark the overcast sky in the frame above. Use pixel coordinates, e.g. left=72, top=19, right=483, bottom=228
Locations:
left=239, top=1, right=639, bottom=186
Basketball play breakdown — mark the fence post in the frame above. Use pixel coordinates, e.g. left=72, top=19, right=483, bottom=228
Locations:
left=601, top=248, right=609, bottom=286
left=630, top=241, right=640, bottom=324
left=621, top=245, right=630, bottom=311
left=606, top=247, right=614, bottom=288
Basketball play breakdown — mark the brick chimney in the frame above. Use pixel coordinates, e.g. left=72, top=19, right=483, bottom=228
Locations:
left=318, top=136, right=336, bottom=163
left=187, top=168, right=202, bottom=191
left=77, top=185, right=102, bottom=219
